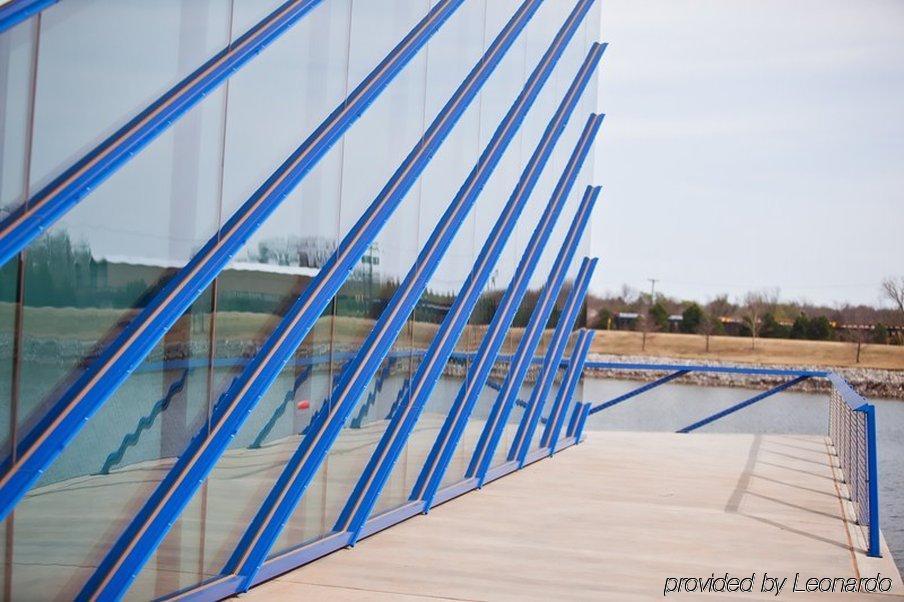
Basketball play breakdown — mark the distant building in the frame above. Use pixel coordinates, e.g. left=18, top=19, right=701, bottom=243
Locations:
left=615, top=312, right=640, bottom=330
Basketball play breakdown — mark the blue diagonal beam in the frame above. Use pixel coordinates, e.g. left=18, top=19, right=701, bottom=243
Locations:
left=0, top=0, right=470, bottom=524
left=341, top=67, right=603, bottom=539
left=0, top=0, right=54, bottom=35
left=586, top=369, right=689, bottom=416
left=545, top=329, right=594, bottom=454
left=0, top=0, right=331, bottom=264
left=75, top=0, right=531, bottom=597
left=411, top=190, right=599, bottom=500
left=225, top=2, right=598, bottom=584
left=572, top=401, right=592, bottom=441
left=677, top=375, right=811, bottom=433
left=343, top=123, right=601, bottom=539
left=510, top=258, right=596, bottom=465
left=413, top=185, right=599, bottom=504
left=468, top=256, right=596, bottom=486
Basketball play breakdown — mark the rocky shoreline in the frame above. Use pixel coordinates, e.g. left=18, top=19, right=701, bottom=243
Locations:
left=584, top=353, right=904, bottom=401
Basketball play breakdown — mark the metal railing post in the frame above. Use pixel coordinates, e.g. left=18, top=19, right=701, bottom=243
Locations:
left=862, top=403, right=881, bottom=557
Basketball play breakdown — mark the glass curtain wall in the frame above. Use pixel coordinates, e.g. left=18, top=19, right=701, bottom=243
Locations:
left=0, top=0, right=601, bottom=599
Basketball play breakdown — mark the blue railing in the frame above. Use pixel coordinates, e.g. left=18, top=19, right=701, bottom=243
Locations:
left=828, top=373, right=881, bottom=558
left=584, top=361, right=881, bottom=558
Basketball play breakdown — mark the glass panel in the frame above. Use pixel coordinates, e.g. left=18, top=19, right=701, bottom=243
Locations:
left=271, top=0, right=432, bottom=555
left=8, top=1, right=234, bottom=596
left=443, top=0, right=575, bottom=481
left=141, top=0, right=354, bottom=591
left=368, top=0, right=531, bottom=502
left=28, top=0, right=233, bottom=192
left=0, top=18, right=36, bottom=213
left=0, top=17, right=39, bottom=601
left=0, top=2, right=605, bottom=598
left=0, top=14, right=37, bottom=461
left=367, top=0, right=489, bottom=518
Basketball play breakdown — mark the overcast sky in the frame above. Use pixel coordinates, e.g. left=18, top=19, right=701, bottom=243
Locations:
left=591, top=0, right=904, bottom=308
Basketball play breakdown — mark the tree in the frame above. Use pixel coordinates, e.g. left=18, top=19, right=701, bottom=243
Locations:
left=698, top=311, right=720, bottom=352
left=706, top=294, right=733, bottom=321
left=680, top=303, right=703, bottom=334
left=807, top=315, right=833, bottom=341
left=881, top=277, right=904, bottom=343
left=760, top=312, right=789, bottom=339
left=594, top=308, right=613, bottom=330
left=741, top=289, right=779, bottom=350
left=649, top=302, right=669, bottom=330
left=790, top=314, right=810, bottom=340
left=838, top=305, right=865, bottom=362
left=874, top=323, right=890, bottom=345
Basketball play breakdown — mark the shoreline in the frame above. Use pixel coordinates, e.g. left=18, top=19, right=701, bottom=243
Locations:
left=584, top=353, right=904, bottom=401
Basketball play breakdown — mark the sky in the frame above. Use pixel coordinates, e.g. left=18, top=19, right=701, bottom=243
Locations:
left=591, top=0, right=904, bottom=308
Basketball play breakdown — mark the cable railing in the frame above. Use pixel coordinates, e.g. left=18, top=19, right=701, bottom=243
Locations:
left=828, top=373, right=881, bottom=558
left=584, top=362, right=881, bottom=558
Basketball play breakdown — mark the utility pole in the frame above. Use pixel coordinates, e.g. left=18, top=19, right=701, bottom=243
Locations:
left=648, top=278, right=658, bottom=303
left=642, top=278, right=657, bottom=352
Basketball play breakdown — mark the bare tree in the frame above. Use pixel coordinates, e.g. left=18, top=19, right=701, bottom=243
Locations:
left=837, top=303, right=866, bottom=363
left=699, top=312, right=717, bottom=353
left=883, top=278, right=904, bottom=312
left=741, top=288, right=779, bottom=350
left=882, top=277, right=904, bottom=333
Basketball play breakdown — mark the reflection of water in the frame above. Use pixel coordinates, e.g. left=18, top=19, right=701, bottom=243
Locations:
left=583, top=377, right=904, bottom=576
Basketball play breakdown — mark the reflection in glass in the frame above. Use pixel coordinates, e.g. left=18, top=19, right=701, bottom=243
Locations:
left=0, top=0, right=602, bottom=597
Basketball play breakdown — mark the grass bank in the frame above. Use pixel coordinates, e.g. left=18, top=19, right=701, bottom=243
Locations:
left=589, top=330, right=904, bottom=371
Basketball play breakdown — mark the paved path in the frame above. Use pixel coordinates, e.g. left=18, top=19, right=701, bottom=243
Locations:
left=243, top=431, right=902, bottom=600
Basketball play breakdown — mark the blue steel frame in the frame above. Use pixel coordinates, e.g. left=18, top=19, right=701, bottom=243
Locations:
left=585, top=361, right=827, bottom=378
left=74, top=1, right=543, bottom=598
left=332, top=50, right=603, bottom=544
left=587, top=370, right=689, bottom=415
left=221, top=3, right=596, bottom=586
left=565, top=400, right=583, bottom=438
left=468, top=256, right=597, bottom=487
left=677, top=375, right=811, bottom=433
left=0, top=0, right=471, bottom=524
left=410, top=186, right=599, bottom=496
left=572, top=401, right=592, bottom=441
left=0, top=0, right=331, bottom=265
left=0, top=0, right=54, bottom=35
left=545, top=328, right=594, bottom=454
left=509, top=256, right=597, bottom=465
left=410, top=178, right=600, bottom=508
left=346, top=143, right=601, bottom=541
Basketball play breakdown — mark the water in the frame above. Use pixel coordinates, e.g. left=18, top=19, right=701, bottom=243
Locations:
left=583, top=377, right=904, bottom=576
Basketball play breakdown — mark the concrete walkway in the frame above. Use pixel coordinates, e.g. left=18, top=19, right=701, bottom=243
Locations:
left=243, top=431, right=902, bottom=600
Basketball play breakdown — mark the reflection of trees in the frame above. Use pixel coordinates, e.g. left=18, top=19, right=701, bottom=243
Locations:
left=246, top=235, right=336, bottom=268
left=0, top=231, right=161, bottom=309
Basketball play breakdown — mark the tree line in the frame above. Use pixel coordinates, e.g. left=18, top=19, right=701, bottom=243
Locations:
left=587, top=283, right=904, bottom=348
